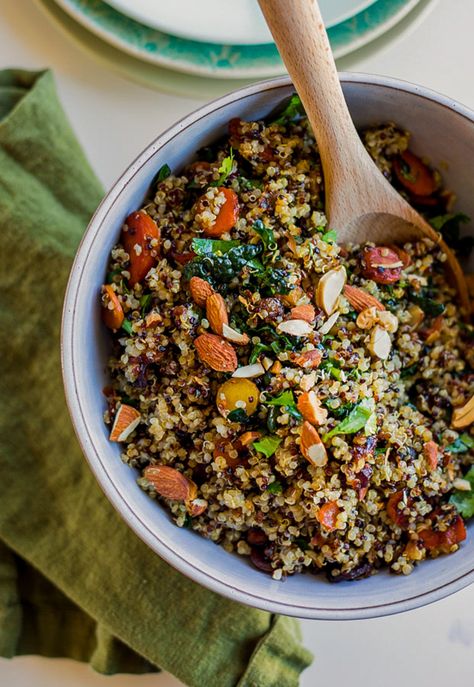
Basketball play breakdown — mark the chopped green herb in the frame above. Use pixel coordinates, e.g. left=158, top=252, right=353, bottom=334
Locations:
left=267, top=480, right=283, bottom=494
left=364, top=411, right=378, bottom=436
left=287, top=406, right=303, bottom=422
left=253, top=435, right=282, bottom=458
left=106, top=268, right=122, bottom=283
left=375, top=447, right=388, bottom=456
left=249, top=343, right=272, bottom=364
left=409, top=291, right=445, bottom=317
left=321, top=229, right=337, bottom=244
left=449, top=466, right=474, bottom=518
left=445, top=433, right=474, bottom=453
left=191, top=238, right=240, bottom=255
left=227, top=408, right=250, bottom=424
left=429, top=213, right=473, bottom=254
left=140, top=294, right=153, bottom=316
left=271, top=94, right=305, bottom=126
left=294, top=536, right=309, bottom=551
left=266, top=406, right=278, bottom=433
left=324, top=401, right=355, bottom=419
left=267, top=390, right=296, bottom=407
left=211, top=149, right=234, bottom=186
left=323, top=398, right=375, bottom=441
left=400, top=362, right=419, bottom=379
left=121, top=319, right=133, bottom=335
left=253, top=219, right=278, bottom=254
left=184, top=243, right=263, bottom=286
left=237, top=176, right=264, bottom=191
left=153, top=163, right=171, bottom=185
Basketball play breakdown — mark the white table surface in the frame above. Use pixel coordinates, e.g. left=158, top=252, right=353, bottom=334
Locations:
left=1, top=0, right=473, bottom=684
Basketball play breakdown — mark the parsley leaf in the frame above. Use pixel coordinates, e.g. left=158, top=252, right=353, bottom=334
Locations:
left=253, top=435, right=282, bottom=458
left=211, top=149, right=235, bottom=186
left=271, top=94, right=305, bottom=126
left=449, top=466, right=474, bottom=518
left=321, top=229, right=337, bottom=244
left=445, top=433, right=474, bottom=453
left=267, top=480, right=283, bottom=494
left=227, top=408, right=250, bottom=424
left=249, top=343, right=272, bottom=364
left=267, top=390, right=296, bottom=407
left=191, top=238, right=240, bottom=255
left=121, top=320, right=133, bottom=335
left=323, top=398, right=375, bottom=441
left=153, top=163, right=171, bottom=185
left=429, top=213, right=473, bottom=255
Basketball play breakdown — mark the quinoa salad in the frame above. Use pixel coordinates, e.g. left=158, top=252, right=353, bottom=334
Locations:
left=101, top=95, right=474, bottom=582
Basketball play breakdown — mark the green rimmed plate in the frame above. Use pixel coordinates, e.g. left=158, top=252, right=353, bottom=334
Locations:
left=54, top=0, right=423, bottom=79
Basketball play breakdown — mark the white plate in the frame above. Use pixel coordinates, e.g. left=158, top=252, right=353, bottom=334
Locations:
left=104, top=0, right=379, bottom=45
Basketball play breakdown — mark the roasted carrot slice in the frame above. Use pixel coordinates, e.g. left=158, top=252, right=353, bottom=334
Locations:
left=393, top=150, right=436, bottom=197
left=386, top=490, right=410, bottom=528
left=101, top=284, right=124, bottom=330
left=121, top=211, right=161, bottom=286
left=196, top=187, right=239, bottom=237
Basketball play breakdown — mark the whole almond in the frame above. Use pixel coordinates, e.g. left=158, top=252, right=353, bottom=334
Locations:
left=194, top=333, right=238, bottom=372
left=206, top=293, right=229, bottom=335
left=290, top=303, right=316, bottom=322
left=189, top=276, right=215, bottom=308
left=343, top=285, right=384, bottom=312
left=144, top=465, right=197, bottom=501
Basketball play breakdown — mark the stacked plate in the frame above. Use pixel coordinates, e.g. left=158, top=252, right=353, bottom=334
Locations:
left=38, top=0, right=425, bottom=97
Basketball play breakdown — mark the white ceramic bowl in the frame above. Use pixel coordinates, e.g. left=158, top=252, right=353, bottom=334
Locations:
left=62, top=74, right=474, bottom=619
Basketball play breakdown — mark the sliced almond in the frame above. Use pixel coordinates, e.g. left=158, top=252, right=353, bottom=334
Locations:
left=222, top=322, right=250, bottom=345
left=290, top=304, right=315, bottom=323
left=368, top=325, right=392, bottom=360
left=452, top=478, right=471, bottom=491
left=277, top=319, right=314, bottom=337
left=109, top=404, right=141, bottom=442
left=318, top=311, right=340, bottom=336
left=297, top=390, right=328, bottom=426
left=145, top=312, right=162, bottom=328
left=315, top=266, right=346, bottom=316
left=343, top=285, right=384, bottom=312
left=189, top=276, right=215, bottom=307
left=370, top=260, right=404, bottom=269
left=187, top=498, right=208, bottom=517
left=206, top=293, right=228, bottom=335
left=143, top=465, right=197, bottom=502
left=452, top=394, right=474, bottom=429
left=262, top=356, right=274, bottom=371
left=232, top=362, right=265, bottom=378
left=356, top=306, right=379, bottom=330
left=407, top=304, right=425, bottom=330
left=194, top=333, right=237, bottom=372
left=377, top=310, right=399, bottom=334
left=300, top=421, right=328, bottom=467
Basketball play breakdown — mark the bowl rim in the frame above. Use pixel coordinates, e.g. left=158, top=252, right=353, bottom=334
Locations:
left=62, top=72, right=474, bottom=619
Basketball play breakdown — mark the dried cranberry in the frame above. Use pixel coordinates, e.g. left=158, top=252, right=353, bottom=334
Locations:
left=250, top=547, right=274, bottom=573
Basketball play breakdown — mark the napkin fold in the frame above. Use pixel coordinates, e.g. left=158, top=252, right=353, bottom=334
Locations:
left=0, top=69, right=312, bottom=686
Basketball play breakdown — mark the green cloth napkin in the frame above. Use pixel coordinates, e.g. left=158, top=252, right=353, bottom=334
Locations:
left=0, top=69, right=313, bottom=686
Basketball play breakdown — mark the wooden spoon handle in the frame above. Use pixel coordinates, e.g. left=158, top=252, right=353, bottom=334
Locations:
left=258, top=0, right=362, bottom=160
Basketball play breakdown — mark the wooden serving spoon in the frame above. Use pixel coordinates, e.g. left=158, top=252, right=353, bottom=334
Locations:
left=258, top=0, right=470, bottom=314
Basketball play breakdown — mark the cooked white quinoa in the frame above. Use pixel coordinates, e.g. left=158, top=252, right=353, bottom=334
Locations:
left=101, top=100, right=474, bottom=582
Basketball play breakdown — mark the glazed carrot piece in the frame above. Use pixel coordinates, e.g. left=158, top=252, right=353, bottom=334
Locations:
left=101, top=284, right=124, bottom=330
left=317, top=501, right=340, bottom=531
left=393, top=150, right=436, bottom=197
left=197, top=187, right=239, bottom=237
left=419, top=515, right=466, bottom=554
left=121, top=211, right=161, bottom=286
left=386, top=490, right=410, bottom=528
